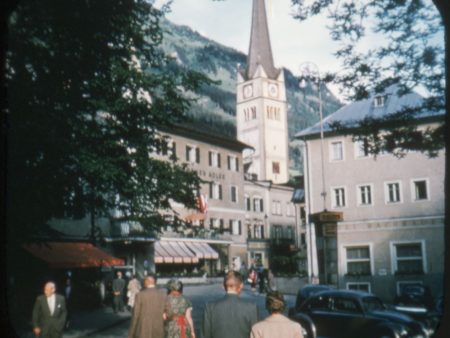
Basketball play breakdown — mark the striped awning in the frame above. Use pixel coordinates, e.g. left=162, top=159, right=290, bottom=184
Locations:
left=154, top=241, right=199, bottom=264
left=155, top=240, right=218, bottom=264
left=185, top=242, right=219, bottom=260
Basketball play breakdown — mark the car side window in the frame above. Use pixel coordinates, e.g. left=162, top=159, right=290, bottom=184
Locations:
left=333, top=297, right=360, bottom=314
left=308, top=296, right=330, bottom=311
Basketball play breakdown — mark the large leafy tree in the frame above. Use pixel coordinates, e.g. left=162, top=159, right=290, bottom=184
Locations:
left=5, top=0, right=209, bottom=245
left=291, top=0, right=447, bottom=157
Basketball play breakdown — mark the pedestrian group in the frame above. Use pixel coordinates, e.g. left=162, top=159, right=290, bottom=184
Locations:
left=32, top=271, right=304, bottom=338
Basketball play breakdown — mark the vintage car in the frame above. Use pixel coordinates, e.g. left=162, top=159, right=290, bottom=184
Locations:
left=289, top=289, right=436, bottom=338
left=290, top=284, right=335, bottom=314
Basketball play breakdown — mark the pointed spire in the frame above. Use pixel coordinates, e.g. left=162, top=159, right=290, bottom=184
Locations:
left=247, top=0, right=279, bottom=80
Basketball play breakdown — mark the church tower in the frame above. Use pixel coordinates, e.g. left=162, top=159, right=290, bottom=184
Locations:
left=237, top=0, right=289, bottom=184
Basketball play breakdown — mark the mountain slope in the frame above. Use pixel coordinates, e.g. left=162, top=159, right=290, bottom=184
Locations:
left=160, top=19, right=343, bottom=172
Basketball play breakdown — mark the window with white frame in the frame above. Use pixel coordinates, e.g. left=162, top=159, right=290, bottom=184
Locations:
left=286, top=202, right=295, bottom=217
left=412, top=179, right=429, bottom=201
left=254, top=224, right=264, bottom=239
left=210, top=218, right=221, bottom=229
left=345, top=246, right=371, bottom=276
left=330, top=141, right=344, bottom=161
left=385, top=181, right=402, bottom=203
left=271, top=200, right=282, bottom=215
left=209, top=182, right=222, bottom=200
left=186, top=145, right=200, bottom=163
left=230, top=219, right=241, bottom=235
left=347, top=283, right=371, bottom=293
left=208, top=151, right=221, bottom=168
left=230, top=186, right=238, bottom=203
left=272, top=225, right=282, bottom=239
left=332, top=187, right=346, bottom=208
left=354, top=139, right=370, bottom=158
left=358, top=184, right=373, bottom=206
left=227, top=155, right=239, bottom=172
left=391, top=242, right=425, bottom=275
left=373, top=95, right=386, bottom=107
left=253, top=197, right=264, bottom=212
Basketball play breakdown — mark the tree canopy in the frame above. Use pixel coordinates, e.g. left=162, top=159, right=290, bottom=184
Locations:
left=5, top=0, right=210, bottom=243
left=291, top=0, right=447, bottom=157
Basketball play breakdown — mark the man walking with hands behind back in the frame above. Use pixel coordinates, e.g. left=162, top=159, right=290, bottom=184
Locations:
left=203, top=271, right=258, bottom=338
left=32, top=281, right=67, bottom=338
left=128, top=274, right=167, bottom=338
left=112, top=271, right=126, bottom=313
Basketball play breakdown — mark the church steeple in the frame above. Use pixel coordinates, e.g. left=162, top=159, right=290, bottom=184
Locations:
left=246, top=0, right=279, bottom=80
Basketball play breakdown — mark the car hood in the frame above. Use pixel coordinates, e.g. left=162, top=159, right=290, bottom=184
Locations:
left=368, top=309, right=415, bottom=324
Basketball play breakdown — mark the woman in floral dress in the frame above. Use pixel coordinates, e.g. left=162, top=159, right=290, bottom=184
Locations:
left=164, top=279, right=196, bottom=338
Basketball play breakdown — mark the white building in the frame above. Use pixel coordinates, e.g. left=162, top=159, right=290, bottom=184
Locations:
left=296, top=85, right=445, bottom=302
left=236, top=0, right=289, bottom=184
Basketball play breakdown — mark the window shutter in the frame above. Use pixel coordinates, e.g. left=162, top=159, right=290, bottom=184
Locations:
left=227, top=156, right=231, bottom=170
left=208, top=151, right=212, bottom=166
left=209, top=182, right=213, bottom=199
left=260, top=199, right=264, bottom=212
left=196, top=148, right=200, bottom=163
left=171, top=142, right=177, bottom=160
left=219, top=184, right=222, bottom=200
left=261, top=224, right=264, bottom=238
left=229, top=220, right=232, bottom=230
left=220, top=219, right=224, bottom=230
left=253, top=199, right=256, bottom=211
left=186, top=146, right=190, bottom=161
left=236, top=158, right=239, bottom=172
left=238, top=221, right=242, bottom=235
left=218, top=153, right=221, bottom=168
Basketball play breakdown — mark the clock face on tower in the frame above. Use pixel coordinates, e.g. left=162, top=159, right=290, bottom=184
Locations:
left=243, top=84, right=253, bottom=99
left=268, top=83, right=279, bottom=97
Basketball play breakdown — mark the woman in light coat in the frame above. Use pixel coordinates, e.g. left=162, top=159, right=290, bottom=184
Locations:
left=127, top=275, right=142, bottom=309
left=251, top=291, right=304, bottom=338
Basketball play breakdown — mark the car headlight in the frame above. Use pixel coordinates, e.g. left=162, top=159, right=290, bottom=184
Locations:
left=301, top=327, right=308, bottom=338
left=398, top=326, right=409, bottom=338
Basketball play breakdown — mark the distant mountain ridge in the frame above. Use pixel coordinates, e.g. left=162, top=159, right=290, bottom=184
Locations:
left=160, top=18, right=343, bottom=172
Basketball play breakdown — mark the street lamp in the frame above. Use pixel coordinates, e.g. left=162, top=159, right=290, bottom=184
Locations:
left=299, top=62, right=327, bottom=284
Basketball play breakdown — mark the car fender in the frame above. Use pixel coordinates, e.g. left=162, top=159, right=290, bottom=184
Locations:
left=289, top=312, right=317, bottom=338
left=371, top=320, right=406, bottom=338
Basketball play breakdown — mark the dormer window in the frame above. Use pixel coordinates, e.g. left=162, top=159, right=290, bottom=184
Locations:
left=373, top=95, right=385, bottom=107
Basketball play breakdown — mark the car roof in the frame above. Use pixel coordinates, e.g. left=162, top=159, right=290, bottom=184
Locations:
left=313, top=289, right=375, bottom=298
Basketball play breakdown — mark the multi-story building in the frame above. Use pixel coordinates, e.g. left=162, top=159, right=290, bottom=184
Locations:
left=296, top=85, right=445, bottom=302
left=244, top=180, right=299, bottom=269
left=152, top=125, right=251, bottom=275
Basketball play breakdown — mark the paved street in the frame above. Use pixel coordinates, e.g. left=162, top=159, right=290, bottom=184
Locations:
left=59, top=282, right=295, bottom=338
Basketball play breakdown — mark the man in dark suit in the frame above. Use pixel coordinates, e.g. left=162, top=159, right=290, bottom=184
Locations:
left=128, top=274, right=166, bottom=338
left=203, top=271, right=258, bottom=338
left=112, top=271, right=126, bottom=313
left=32, top=281, right=67, bottom=338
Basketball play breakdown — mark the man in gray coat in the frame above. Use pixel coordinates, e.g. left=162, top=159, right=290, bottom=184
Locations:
left=203, top=271, right=258, bottom=338
left=32, top=281, right=67, bottom=338
left=128, top=274, right=166, bottom=338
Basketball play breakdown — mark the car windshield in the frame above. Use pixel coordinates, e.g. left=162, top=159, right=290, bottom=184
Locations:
left=362, top=297, right=385, bottom=312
